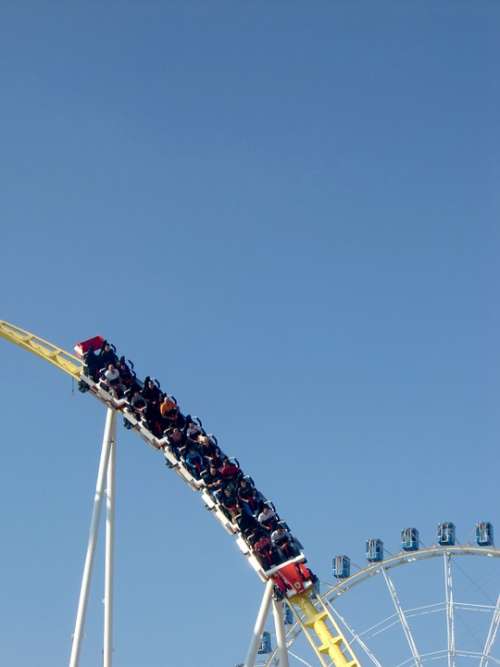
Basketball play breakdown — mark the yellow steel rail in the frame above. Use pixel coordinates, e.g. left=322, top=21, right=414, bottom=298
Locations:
left=289, top=593, right=360, bottom=667
left=0, top=320, right=82, bottom=380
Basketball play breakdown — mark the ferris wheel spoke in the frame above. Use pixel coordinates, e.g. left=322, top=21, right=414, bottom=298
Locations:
left=443, top=553, right=456, bottom=667
left=324, top=600, right=384, bottom=667
left=381, top=568, right=423, bottom=667
left=478, top=593, right=500, bottom=667
left=287, top=650, right=316, bottom=667
left=394, top=648, right=447, bottom=667
left=395, top=649, right=500, bottom=667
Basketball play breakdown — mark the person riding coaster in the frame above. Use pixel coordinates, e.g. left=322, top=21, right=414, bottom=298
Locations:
left=75, top=336, right=312, bottom=594
left=99, top=363, right=124, bottom=399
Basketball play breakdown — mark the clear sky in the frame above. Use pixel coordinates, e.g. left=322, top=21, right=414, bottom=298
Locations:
left=1, top=2, right=499, bottom=666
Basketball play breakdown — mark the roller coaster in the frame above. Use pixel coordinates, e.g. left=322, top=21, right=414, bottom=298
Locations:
left=0, top=320, right=360, bottom=667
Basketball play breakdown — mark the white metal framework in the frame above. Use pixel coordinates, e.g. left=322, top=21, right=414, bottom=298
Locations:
left=69, top=408, right=117, bottom=667
left=443, top=553, right=455, bottom=667
left=480, top=594, right=500, bottom=667
left=272, top=598, right=290, bottom=667
left=382, top=567, right=423, bottom=667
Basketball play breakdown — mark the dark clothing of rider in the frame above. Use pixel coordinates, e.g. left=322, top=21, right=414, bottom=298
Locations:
left=98, top=343, right=117, bottom=368
left=142, top=377, right=160, bottom=404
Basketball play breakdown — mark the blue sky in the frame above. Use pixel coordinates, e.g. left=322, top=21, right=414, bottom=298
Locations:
left=1, top=2, right=499, bottom=666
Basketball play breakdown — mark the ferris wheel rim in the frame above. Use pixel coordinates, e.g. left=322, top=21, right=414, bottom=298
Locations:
left=325, top=545, right=500, bottom=602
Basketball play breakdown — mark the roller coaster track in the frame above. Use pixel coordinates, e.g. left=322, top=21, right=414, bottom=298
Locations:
left=0, top=319, right=360, bottom=667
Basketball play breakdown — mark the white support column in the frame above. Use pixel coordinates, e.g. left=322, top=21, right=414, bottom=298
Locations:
left=443, top=553, right=456, bottom=667
left=479, top=593, right=500, bottom=667
left=244, top=579, right=274, bottom=667
left=382, top=568, right=422, bottom=667
left=272, top=599, right=289, bottom=667
left=69, top=408, right=116, bottom=667
left=104, top=415, right=117, bottom=667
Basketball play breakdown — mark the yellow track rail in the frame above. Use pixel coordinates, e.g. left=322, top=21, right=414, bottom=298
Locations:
left=0, top=320, right=82, bottom=380
left=290, top=593, right=359, bottom=667
left=0, top=319, right=360, bottom=667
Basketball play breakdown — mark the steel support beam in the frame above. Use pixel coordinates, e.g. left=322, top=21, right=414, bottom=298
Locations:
left=69, top=408, right=116, bottom=667
left=104, top=416, right=116, bottom=667
left=244, top=580, right=274, bottom=667
left=480, top=593, right=500, bottom=667
left=443, top=553, right=455, bottom=667
left=272, top=599, right=289, bottom=667
left=382, top=568, right=422, bottom=667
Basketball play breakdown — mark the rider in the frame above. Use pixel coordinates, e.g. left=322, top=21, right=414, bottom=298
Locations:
left=218, top=457, right=241, bottom=484
left=183, top=446, right=204, bottom=479
left=100, top=363, right=123, bottom=398
left=252, top=531, right=275, bottom=570
left=219, top=484, right=240, bottom=520
left=201, top=463, right=223, bottom=495
left=97, top=341, right=118, bottom=369
left=83, top=347, right=100, bottom=380
left=257, top=505, right=278, bottom=532
left=160, top=394, right=179, bottom=426
left=197, top=434, right=221, bottom=467
left=142, top=377, right=161, bottom=404
left=237, top=478, right=261, bottom=517
left=116, top=356, right=134, bottom=388
left=271, top=525, right=300, bottom=562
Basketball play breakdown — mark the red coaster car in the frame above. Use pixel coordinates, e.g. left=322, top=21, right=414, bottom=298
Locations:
left=74, top=336, right=106, bottom=357
left=272, top=562, right=314, bottom=597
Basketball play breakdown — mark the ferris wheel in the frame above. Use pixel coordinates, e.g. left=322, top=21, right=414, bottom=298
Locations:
left=255, top=530, right=500, bottom=667
left=1, top=320, right=498, bottom=667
